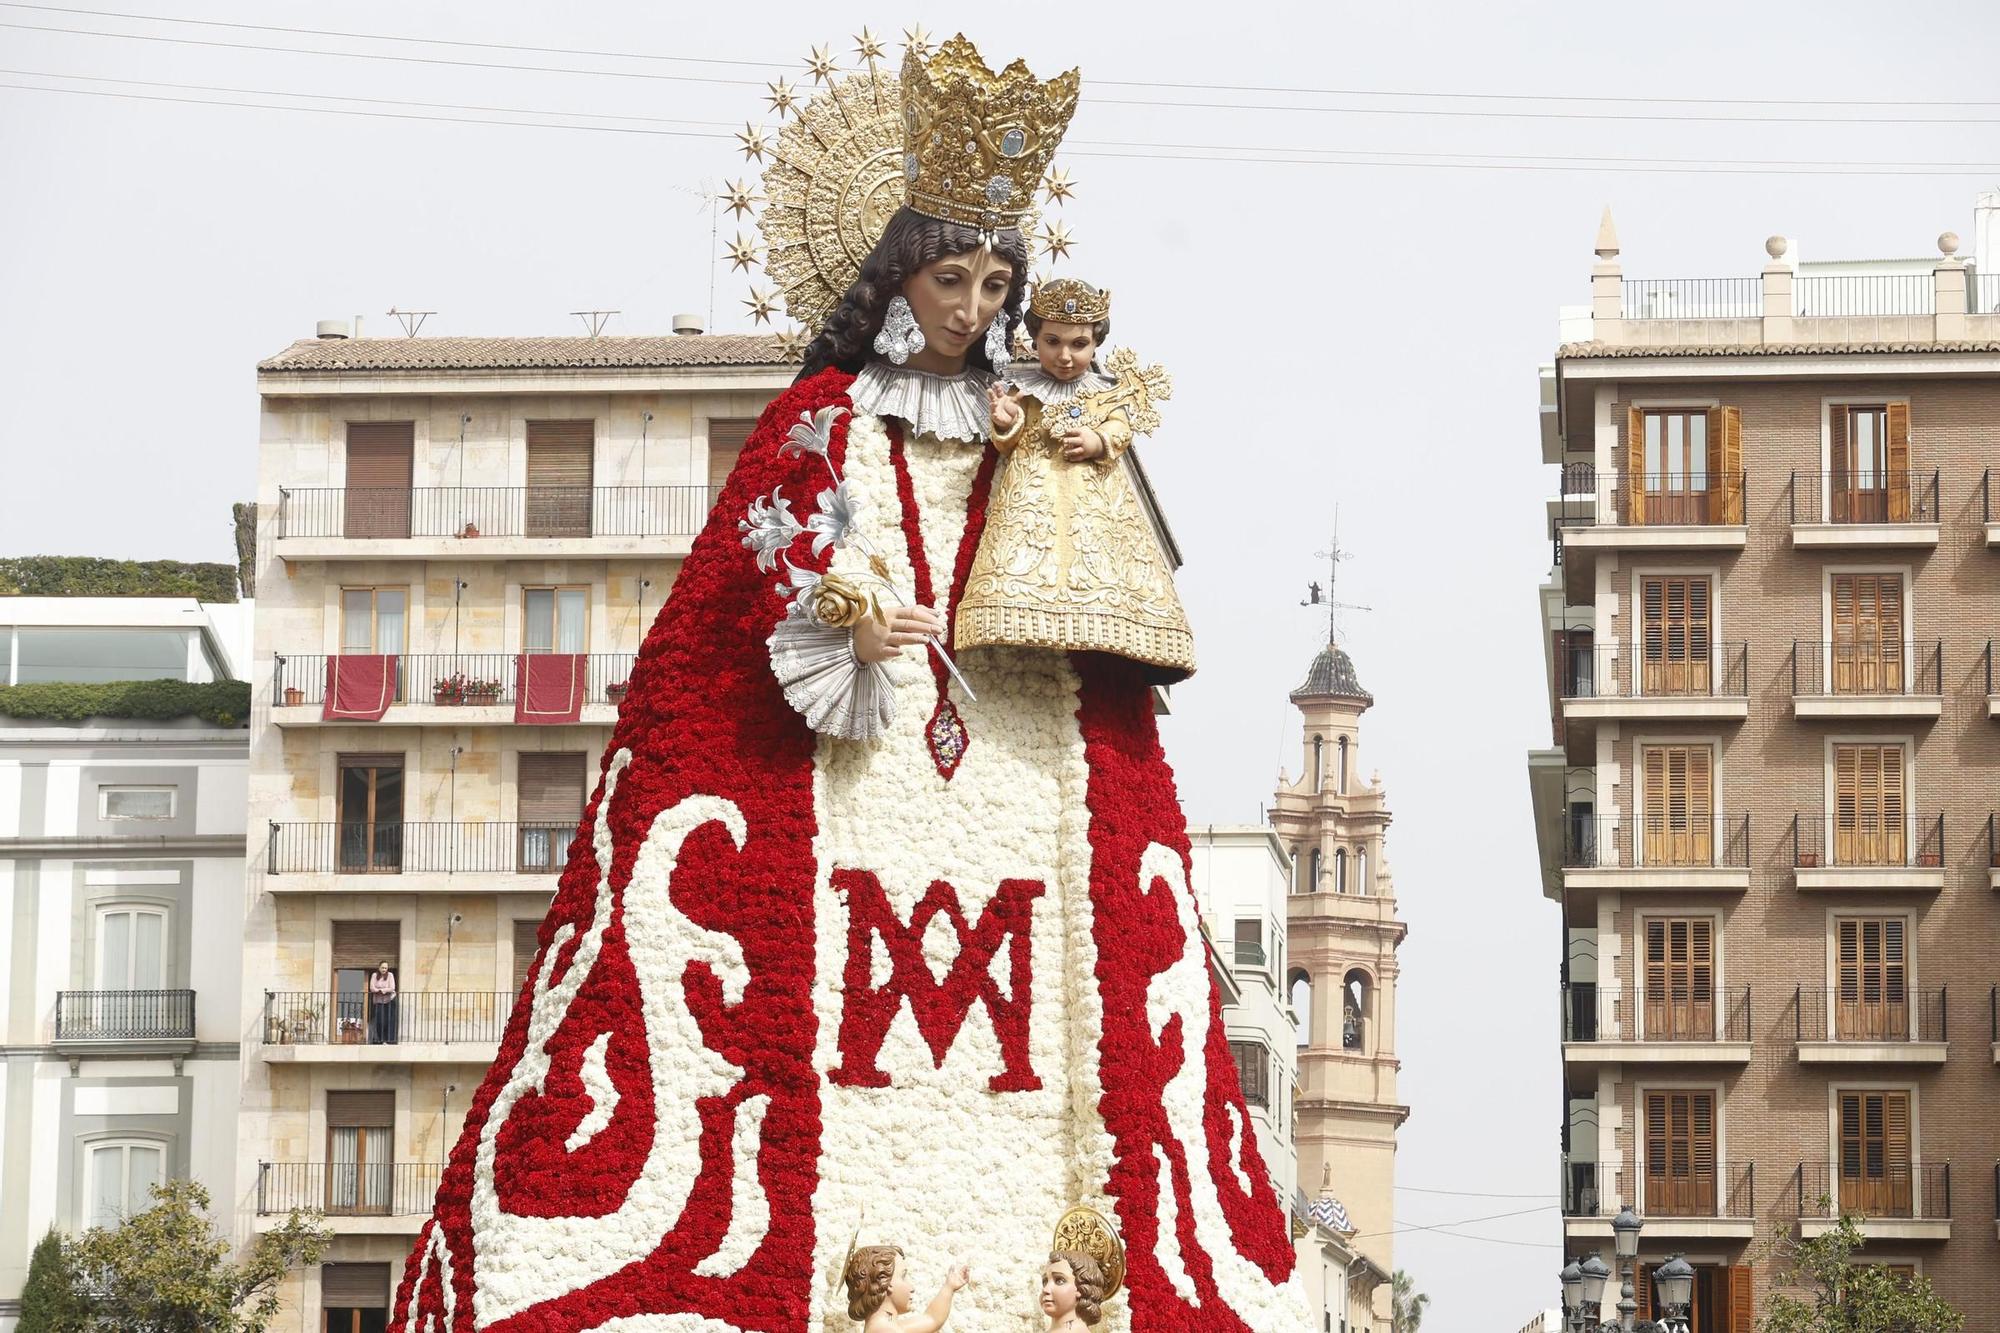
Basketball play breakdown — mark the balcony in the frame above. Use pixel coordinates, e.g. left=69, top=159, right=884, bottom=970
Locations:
left=261, top=989, right=510, bottom=1064
left=271, top=652, right=635, bottom=726
left=1792, top=814, right=1945, bottom=891
left=1788, top=471, right=1940, bottom=548
left=1990, top=986, right=2000, bottom=1067
left=1557, top=471, right=1750, bottom=576
left=51, top=989, right=197, bottom=1062
left=256, top=1160, right=440, bottom=1234
left=1232, top=939, right=1272, bottom=982
left=273, top=484, right=719, bottom=560
left=1986, top=817, right=2000, bottom=889
left=1797, top=1161, right=1951, bottom=1241
left=265, top=820, right=574, bottom=895
left=1559, top=642, right=1749, bottom=741
left=1792, top=641, right=1942, bottom=721
left=1563, top=1159, right=1756, bottom=1240
left=1562, top=814, right=1752, bottom=893
left=1561, top=984, right=1751, bottom=1066
left=1793, top=987, right=1947, bottom=1064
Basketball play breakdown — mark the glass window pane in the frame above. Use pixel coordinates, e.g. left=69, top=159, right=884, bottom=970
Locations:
left=103, top=786, right=174, bottom=819
left=90, top=1145, right=123, bottom=1227
left=1645, top=414, right=1662, bottom=478
left=127, top=1145, right=161, bottom=1213
left=1665, top=415, right=1684, bottom=486
left=1855, top=411, right=1879, bottom=480
left=100, top=912, right=132, bottom=988
left=556, top=590, right=586, bottom=653
left=133, top=913, right=164, bottom=989
left=375, top=592, right=405, bottom=654
left=524, top=590, right=553, bottom=653
left=343, top=591, right=376, bottom=653
left=1688, top=413, right=1707, bottom=488
left=14, top=628, right=190, bottom=684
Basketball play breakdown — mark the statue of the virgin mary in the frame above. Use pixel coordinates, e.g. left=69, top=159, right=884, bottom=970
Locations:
left=391, top=35, right=1308, bottom=1332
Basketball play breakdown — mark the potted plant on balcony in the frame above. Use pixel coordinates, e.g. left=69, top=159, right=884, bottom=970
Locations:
left=459, top=520, right=481, bottom=538
left=337, top=1015, right=364, bottom=1045
left=463, top=674, right=503, bottom=706
left=606, top=679, right=630, bottom=704
left=1917, top=850, right=1941, bottom=867
left=1796, top=851, right=1820, bottom=868
left=433, top=672, right=472, bottom=706
left=282, top=685, right=304, bottom=707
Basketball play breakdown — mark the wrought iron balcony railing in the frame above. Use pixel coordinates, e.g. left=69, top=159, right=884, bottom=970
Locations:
left=1794, top=986, right=1946, bottom=1043
left=1561, top=984, right=1750, bottom=1044
left=1620, top=277, right=1762, bottom=320
left=1797, top=1160, right=1949, bottom=1221
left=273, top=652, right=636, bottom=708
left=1560, top=642, right=1748, bottom=700
left=53, top=989, right=196, bottom=1041
left=1563, top=1159, right=1755, bottom=1219
left=276, top=485, right=721, bottom=540
left=262, top=990, right=513, bottom=1046
left=1561, top=471, right=1749, bottom=529
left=1561, top=814, right=1751, bottom=871
left=1792, top=813, right=1944, bottom=870
left=1792, top=640, right=1941, bottom=698
left=256, top=1160, right=441, bottom=1217
left=266, top=821, right=578, bottom=875
left=1789, top=471, right=1938, bottom=525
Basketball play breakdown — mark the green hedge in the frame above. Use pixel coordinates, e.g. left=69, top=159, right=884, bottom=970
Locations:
left=0, top=679, right=250, bottom=728
left=0, top=557, right=239, bottom=603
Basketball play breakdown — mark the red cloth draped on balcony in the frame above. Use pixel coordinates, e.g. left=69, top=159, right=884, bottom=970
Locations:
left=514, top=652, right=586, bottom=724
left=323, top=655, right=398, bottom=721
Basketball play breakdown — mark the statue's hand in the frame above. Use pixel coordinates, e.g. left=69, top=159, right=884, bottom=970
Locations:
left=946, top=1262, right=970, bottom=1292
left=1059, top=427, right=1106, bottom=462
left=854, top=604, right=943, bottom=664
left=988, top=384, right=1024, bottom=432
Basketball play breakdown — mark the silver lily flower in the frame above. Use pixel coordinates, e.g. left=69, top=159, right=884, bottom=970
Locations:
left=805, top=478, right=863, bottom=558
left=776, top=557, right=821, bottom=619
left=780, top=405, right=847, bottom=464
left=738, top=486, right=804, bottom=572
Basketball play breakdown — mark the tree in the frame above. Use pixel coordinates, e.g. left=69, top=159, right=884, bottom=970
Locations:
left=1390, top=1268, right=1429, bottom=1333
left=18, top=1228, right=86, bottom=1333
left=65, top=1179, right=331, bottom=1333
left=1759, top=1212, right=1965, bottom=1333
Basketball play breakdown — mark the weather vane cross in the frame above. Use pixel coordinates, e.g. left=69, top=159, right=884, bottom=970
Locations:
left=1301, top=512, right=1371, bottom=645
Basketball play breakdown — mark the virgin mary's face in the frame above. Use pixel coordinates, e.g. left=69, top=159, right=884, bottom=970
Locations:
left=901, top=247, right=1013, bottom=372
left=1040, top=1260, right=1079, bottom=1320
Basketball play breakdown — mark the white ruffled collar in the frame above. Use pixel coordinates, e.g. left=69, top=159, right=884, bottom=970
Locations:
left=1002, top=364, right=1114, bottom=404
left=849, top=361, right=994, bottom=443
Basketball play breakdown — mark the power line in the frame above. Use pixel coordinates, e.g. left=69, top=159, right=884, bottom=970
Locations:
left=6, top=3, right=1998, bottom=111
left=1351, top=1203, right=1553, bottom=1239
left=7, top=18, right=2000, bottom=125
left=6, top=78, right=2000, bottom=178
left=13, top=66, right=2000, bottom=175
left=1396, top=1185, right=1560, bottom=1199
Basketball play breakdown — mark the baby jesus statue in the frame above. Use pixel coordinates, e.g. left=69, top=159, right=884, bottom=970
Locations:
left=955, top=279, right=1194, bottom=683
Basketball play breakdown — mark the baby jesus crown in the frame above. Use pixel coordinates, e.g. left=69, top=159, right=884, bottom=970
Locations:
left=899, top=35, right=1080, bottom=232
left=1030, top=278, right=1110, bottom=324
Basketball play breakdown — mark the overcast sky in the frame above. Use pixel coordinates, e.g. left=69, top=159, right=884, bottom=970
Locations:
left=5, top=1, right=1997, bottom=1324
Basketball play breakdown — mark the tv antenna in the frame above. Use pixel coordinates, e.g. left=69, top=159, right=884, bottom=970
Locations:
left=387, top=307, right=434, bottom=338
left=571, top=310, right=620, bottom=337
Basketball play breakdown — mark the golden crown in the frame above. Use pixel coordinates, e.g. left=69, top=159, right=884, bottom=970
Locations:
left=899, top=35, right=1080, bottom=232
left=1030, top=278, right=1110, bottom=324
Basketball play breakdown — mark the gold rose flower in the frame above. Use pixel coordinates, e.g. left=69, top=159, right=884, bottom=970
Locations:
left=809, top=572, right=881, bottom=629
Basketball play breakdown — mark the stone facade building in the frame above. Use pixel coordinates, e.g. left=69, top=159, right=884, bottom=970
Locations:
left=1530, top=200, right=2000, bottom=1328
left=240, top=328, right=793, bottom=1328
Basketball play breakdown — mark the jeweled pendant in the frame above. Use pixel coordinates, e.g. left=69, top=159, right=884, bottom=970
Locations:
left=926, top=695, right=969, bottom=780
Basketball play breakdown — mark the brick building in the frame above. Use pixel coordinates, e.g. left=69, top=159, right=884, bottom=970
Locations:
left=1529, top=202, right=2000, bottom=1328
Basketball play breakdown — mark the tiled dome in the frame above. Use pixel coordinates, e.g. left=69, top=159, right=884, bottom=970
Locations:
left=1291, top=642, right=1373, bottom=704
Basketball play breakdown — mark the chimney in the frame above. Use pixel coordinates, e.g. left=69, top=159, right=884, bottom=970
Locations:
left=315, top=319, right=350, bottom=340
left=671, top=312, right=704, bottom=336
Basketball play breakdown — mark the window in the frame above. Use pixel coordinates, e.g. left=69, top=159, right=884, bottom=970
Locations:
left=96, top=905, right=167, bottom=991
left=12, top=627, right=192, bottom=685
left=1640, top=576, right=1712, bottom=696
left=326, top=1091, right=394, bottom=1215
left=707, top=419, right=755, bottom=490
left=1829, top=404, right=1911, bottom=524
left=512, top=919, right=543, bottom=993
left=1233, top=919, right=1263, bottom=969
left=1643, top=918, right=1714, bottom=1041
left=1228, top=1040, right=1270, bottom=1108
left=1641, top=409, right=1710, bottom=524
left=99, top=785, right=175, bottom=820
left=1830, top=574, right=1903, bottom=695
left=1641, top=745, right=1714, bottom=866
left=518, top=752, right=587, bottom=872
left=322, top=1257, right=391, bottom=1333
left=331, top=920, right=400, bottom=1045
left=1335, top=737, right=1349, bottom=794
left=1643, top=1089, right=1717, bottom=1216
left=524, top=587, right=589, bottom=654
left=1342, top=970, right=1368, bottom=1051
left=525, top=420, right=595, bottom=538
left=1634, top=1262, right=1754, bottom=1333
left=337, top=755, right=405, bottom=874
left=1333, top=848, right=1348, bottom=894
left=342, top=422, right=414, bottom=540
left=1835, top=918, right=1908, bottom=1041
left=340, top=587, right=407, bottom=657
left=1289, top=970, right=1312, bottom=1046
left=1356, top=846, right=1369, bottom=896
left=1306, top=847, right=1321, bottom=893
left=84, top=1140, right=163, bottom=1228
left=1834, top=743, right=1905, bottom=866
left=1311, top=735, right=1324, bottom=791
left=1838, top=1089, right=1912, bottom=1217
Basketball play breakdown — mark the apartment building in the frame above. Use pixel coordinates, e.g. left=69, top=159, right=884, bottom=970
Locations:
left=0, top=593, right=249, bottom=1330
left=1272, top=635, right=1407, bottom=1333
left=1529, top=197, right=2000, bottom=1330
left=242, top=325, right=793, bottom=1328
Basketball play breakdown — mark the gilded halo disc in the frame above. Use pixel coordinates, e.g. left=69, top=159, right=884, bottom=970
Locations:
left=1050, top=1205, right=1126, bottom=1301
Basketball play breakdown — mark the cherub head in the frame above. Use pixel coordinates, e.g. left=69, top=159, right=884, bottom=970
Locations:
left=844, top=1244, right=910, bottom=1322
left=1023, top=279, right=1111, bottom=383
left=1039, top=1250, right=1107, bottom=1326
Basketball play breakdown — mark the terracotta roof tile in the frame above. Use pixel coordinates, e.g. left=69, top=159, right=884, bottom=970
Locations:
left=258, top=334, right=796, bottom=373
left=1558, top=339, right=2000, bottom=360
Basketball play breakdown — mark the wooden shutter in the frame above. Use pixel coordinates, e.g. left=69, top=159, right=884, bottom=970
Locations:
left=1626, top=405, right=1647, bottom=524
left=1645, top=918, right=1714, bottom=1040
left=1885, top=402, right=1911, bottom=521
left=517, top=753, right=587, bottom=825
left=322, top=1262, right=391, bottom=1308
left=343, top=423, right=413, bottom=539
left=1829, top=407, right=1851, bottom=523
left=707, top=418, right=755, bottom=489
left=1836, top=917, right=1907, bottom=1040
left=1835, top=744, right=1904, bottom=866
left=1643, top=577, right=1712, bottom=695
left=1643, top=745, right=1717, bottom=865
left=525, top=420, right=595, bottom=537
left=1646, top=1090, right=1717, bottom=1216
left=330, top=920, right=400, bottom=971
left=1707, top=406, right=1743, bottom=524
left=1839, top=1090, right=1912, bottom=1215
left=1726, top=1266, right=1753, bottom=1333
left=512, top=919, right=543, bottom=992
left=1831, top=574, right=1903, bottom=694
left=327, top=1089, right=395, bottom=1128
left=1635, top=1263, right=1655, bottom=1323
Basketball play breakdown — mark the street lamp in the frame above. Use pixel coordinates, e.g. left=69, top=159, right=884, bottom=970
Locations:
left=1560, top=1260, right=1584, bottom=1332
left=1652, top=1255, right=1695, bottom=1333
left=1611, top=1206, right=1643, bottom=1331
left=1579, top=1253, right=1610, bottom=1328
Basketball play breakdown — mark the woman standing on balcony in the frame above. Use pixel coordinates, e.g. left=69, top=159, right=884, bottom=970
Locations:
left=367, top=960, right=397, bottom=1044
